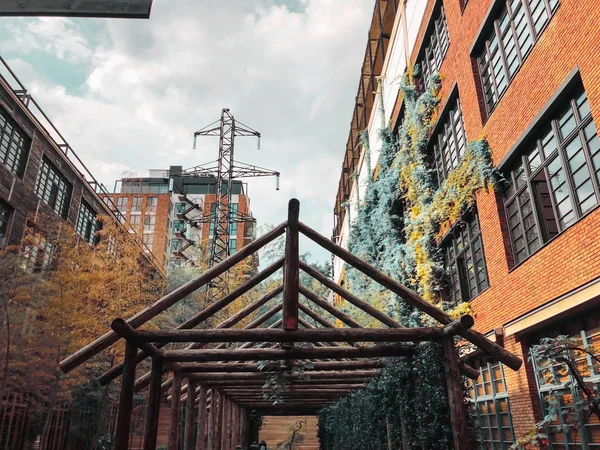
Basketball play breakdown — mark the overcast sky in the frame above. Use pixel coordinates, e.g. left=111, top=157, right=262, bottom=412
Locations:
left=0, top=0, right=372, bottom=264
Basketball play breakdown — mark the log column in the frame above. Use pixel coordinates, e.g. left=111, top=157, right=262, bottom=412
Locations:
left=144, top=356, right=163, bottom=450
left=168, top=371, right=182, bottom=450
left=114, top=340, right=138, bottom=450
left=443, top=339, right=470, bottom=450
left=196, top=385, right=208, bottom=450
left=213, top=390, right=222, bottom=450
left=185, top=379, right=198, bottom=450
left=282, top=198, right=299, bottom=330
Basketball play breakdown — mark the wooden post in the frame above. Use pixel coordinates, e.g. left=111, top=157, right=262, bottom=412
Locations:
left=196, top=386, right=208, bottom=450
left=185, top=379, right=198, bottom=450
left=282, top=198, right=299, bottom=330
left=208, top=390, right=216, bottom=450
left=442, top=339, right=470, bottom=450
left=168, top=371, right=182, bottom=450
left=220, top=396, right=229, bottom=450
left=114, top=340, right=137, bottom=450
left=213, top=390, right=222, bottom=450
left=143, top=357, right=163, bottom=450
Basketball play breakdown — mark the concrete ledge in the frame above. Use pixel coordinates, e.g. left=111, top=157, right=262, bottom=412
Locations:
left=0, top=0, right=153, bottom=18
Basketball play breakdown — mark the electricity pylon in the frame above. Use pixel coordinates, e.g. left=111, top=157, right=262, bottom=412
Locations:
left=185, top=108, right=280, bottom=300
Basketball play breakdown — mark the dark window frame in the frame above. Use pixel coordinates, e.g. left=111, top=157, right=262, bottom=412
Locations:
left=417, top=1, right=450, bottom=90
left=502, top=83, right=600, bottom=267
left=474, top=0, right=560, bottom=117
left=76, top=200, right=99, bottom=245
left=0, top=107, right=30, bottom=177
left=431, top=96, right=468, bottom=185
left=0, top=199, right=12, bottom=248
left=441, top=210, right=490, bottom=304
left=467, top=359, right=516, bottom=449
left=34, top=156, right=73, bottom=219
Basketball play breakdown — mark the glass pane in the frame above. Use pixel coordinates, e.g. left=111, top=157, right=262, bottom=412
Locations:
left=559, top=105, right=577, bottom=139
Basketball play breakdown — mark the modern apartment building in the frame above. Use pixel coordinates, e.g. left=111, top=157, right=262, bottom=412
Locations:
left=333, top=0, right=600, bottom=448
left=104, top=167, right=255, bottom=268
left=0, top=56, right=161, bottom=271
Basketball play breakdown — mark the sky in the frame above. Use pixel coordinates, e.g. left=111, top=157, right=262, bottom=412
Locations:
left=0, top=0, right=373, bottom=264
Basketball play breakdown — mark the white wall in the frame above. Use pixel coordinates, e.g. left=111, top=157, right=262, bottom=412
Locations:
left=333, top=1, right=428, bottom=283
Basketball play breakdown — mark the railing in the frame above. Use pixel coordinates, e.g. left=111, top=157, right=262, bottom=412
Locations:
left=0, top=55, right=164, bottom=273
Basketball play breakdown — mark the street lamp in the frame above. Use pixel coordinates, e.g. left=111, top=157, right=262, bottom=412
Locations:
left=0, top=1, right=153, bottom=18
left=259, top=440, right=267, bottom=450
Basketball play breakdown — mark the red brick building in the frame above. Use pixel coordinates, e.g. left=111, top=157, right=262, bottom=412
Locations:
left=333, top=0, right=600, bottom=447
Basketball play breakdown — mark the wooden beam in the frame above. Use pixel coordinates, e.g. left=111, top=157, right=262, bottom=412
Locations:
left=196, top=386, right=208, bottom=450
left=60, top=222, right=287, bottom=374
left=168, top=372, right=182, bottom=450
left=177, top=360, right=387, bottom=373
left=443, top=339, right=471, bottom=449
left=283, top=199, right=300, bottom=330
left=162, top=344, right=412, bottom=363
left=299, top=303, right=334, bottom=328
left=298, top=221, right=523, bottom=371
left=443, top=315, right=475, bottom=337
left=133, top=327, right=444, bottom=343
left=300, top=261, right=404, bottom=329
left=185, top=379, right=197, bottom=450
left=300, top=287, right=362, bottom=328
left=114, top=341, right=137, bottom=450
left=189, top=370, right=380, bottom=382
left=143, top=357, right=163, bottom=450
left=98, top=261, right=283, bottom=385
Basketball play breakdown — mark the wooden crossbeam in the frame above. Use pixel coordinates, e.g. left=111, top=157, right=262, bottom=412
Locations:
left=131, top=325, right=455, bottom=343
left=298, top=220, right=523, bottom=371
left=175, top=360, right=387, bottom=373
left=161, top=344, right=412, bottom=363
left=59, top=223, right=287, bottom=373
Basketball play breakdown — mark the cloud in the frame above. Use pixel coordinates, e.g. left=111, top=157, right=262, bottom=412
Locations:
left=0, top=0, right=372, bottom=262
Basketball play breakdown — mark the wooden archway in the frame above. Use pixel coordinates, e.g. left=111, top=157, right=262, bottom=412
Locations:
left=59, top=199, right=521, bottom=450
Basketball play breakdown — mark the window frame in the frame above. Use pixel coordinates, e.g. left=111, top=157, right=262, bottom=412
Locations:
left=34, top=156, right=73, bottom=219
left=475, top=0, right=560, bottom=117
left=467, top=360, right=516, bottom=449
left=417, top=2, right=451, bottom=90
left=0, top=107, right=30, bottom=177
left=431, top=96, right=468, bottom=185
left=441, top=210, right=490, bottom=304
left=502, top=84, right=600, bottom=267
left=75, top=200, right=99, bottom=245
left=0, top=199, right=11, bottom=248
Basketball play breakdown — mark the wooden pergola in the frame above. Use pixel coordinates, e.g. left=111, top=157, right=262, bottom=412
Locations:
left=59, top=199, right=522, bottom=450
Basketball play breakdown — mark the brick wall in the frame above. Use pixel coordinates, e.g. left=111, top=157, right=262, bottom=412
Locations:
left=412, top=0, right=600, bottom=437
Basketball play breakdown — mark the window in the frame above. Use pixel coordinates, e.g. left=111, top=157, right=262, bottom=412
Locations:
left=116, top=197, right=128, bottom=213
left=503, top=86, right=600, bottom=265
left=23, top=234, right=56, bottom=272
left=477, top=0, right=560, bottom=115
left=0, top=108, right=29, bottom=176
left=175, top=202, right=186, bottom=214
left=443, top=211, right=489, bottom=304
left=467, top=360, right=515, bottom=449
left=76, top=201, right=98, bottom=245
left=144, top=215, right=155, bottom=233
left=229, top=203, right=238, bottom=236
left=531, top=314, right=600, bottom=449
left=146, top=197, right=157, bottom=214
left=418, top=4, right=450, bottom=89
left=131, top=197, right=143, bottom=213
left=169, top=258, right=181, bottom=268
left=143, top=234, right=153, bottom=251
left=229, top=238, right=237, bottom=255
left=35, top=157, right=72, bottom=219
left=129, top=214, right=141, bottom=231
left=171, top=239, right=181, bottom=252
left=173, top=220, right=185, bottom=233
left=0, top=200, right=11, bottom=247
left=432, top=97, right=468, bottom=185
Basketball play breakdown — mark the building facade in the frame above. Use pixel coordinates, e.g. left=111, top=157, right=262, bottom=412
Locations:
left=0, top=56, right=161, bottom=270
left=104, top=167, right=255, bottom=268
left=333, top=0, right=600, bottom=447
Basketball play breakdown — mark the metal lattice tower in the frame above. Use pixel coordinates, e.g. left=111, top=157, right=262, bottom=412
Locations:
left=185, top=108, right=279, bottom=299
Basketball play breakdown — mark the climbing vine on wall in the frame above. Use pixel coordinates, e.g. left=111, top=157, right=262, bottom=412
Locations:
left=320, top=70, right=502, bottom=448
left=345, top=71, right=501, bottom=322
